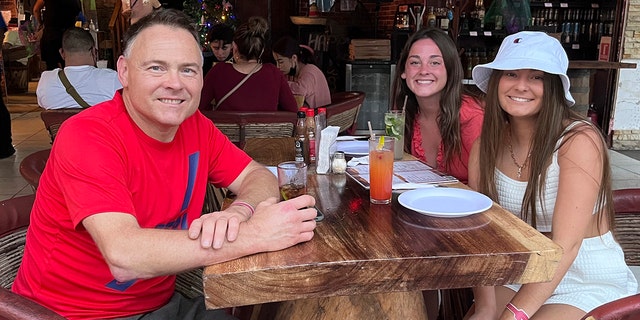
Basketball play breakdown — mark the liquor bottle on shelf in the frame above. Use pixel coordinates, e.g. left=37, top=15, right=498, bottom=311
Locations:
left=445, top=0, right=454, bottom=31
left=477, top=0, right=485, bottom=30
left=460, top=11, right=469, bottom=33
left=463, top=49, right=472, bottom=79
left=437, top=7, right=449, bottom=30
left=427, top=6, right=437, bottom=28
left=469, top=3, right=479, bottom=31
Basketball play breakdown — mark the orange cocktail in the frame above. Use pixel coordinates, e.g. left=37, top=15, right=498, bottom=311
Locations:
left=369, top=136, right=395, bottom=204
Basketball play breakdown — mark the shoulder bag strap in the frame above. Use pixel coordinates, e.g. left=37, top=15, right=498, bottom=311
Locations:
left=57, top=69, right=92, bottom=109
left=214, top=63, right=261, bottom=110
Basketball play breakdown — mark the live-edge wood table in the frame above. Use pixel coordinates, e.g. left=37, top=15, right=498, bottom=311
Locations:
left=203, top=171, right=562, bottom=319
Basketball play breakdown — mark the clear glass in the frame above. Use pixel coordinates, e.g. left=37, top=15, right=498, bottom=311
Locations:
left=369, top=136, right=395, bottom=204
left=277, top=161, right=307, bottom=201
left=384, top=110, right=405, bottom=160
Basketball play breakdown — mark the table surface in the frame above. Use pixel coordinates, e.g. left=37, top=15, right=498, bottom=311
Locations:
left=203, top=172, right=562, bottom=309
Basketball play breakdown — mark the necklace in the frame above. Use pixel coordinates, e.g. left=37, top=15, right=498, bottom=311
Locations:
left=507, top=131, right=532, bottom=179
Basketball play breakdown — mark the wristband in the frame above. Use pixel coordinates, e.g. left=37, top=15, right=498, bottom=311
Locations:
left=230, top=201, right=254, bottom=218
left=506, top=303, right=529, bottom=320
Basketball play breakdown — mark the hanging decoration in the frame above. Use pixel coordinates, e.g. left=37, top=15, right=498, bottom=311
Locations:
left=183, top=0, right=238, bottom=49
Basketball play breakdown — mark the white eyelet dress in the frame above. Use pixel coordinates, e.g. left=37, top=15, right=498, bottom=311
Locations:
left=497, top=121, right=638, bottom=312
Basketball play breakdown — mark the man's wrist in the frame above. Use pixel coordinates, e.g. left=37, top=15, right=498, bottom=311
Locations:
left=229, top=201, right=254, bottom=219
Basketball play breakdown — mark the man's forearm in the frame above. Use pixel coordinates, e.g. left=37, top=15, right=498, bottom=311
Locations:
left=228, top=162, right=279, bottom=209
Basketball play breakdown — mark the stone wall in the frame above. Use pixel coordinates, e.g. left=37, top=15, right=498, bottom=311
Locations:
left=567, top=69, right=591, bottom=117
left=612, top=0, right=640, bottom=150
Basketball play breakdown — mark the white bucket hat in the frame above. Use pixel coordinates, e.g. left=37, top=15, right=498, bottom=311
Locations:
left=472, top=31, right=575, bottom=106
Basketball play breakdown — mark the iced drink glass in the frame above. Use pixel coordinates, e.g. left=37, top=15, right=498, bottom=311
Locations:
left=369, top=136, right=395, bottom=204
left=384, top=110, right=405, bottom=160
left=294, top=95, right=305, bottom=109
left=277, top=161, right=307, bottom=200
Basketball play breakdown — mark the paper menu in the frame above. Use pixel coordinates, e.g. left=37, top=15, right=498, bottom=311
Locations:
left=346, top=160, right=458, bottom=189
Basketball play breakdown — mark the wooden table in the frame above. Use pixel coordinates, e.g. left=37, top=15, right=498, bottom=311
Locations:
left=203, top=173, right=562, bottom=319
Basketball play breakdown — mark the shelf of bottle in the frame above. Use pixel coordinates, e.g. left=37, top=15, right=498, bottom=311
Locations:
left=458, top=29, right=508, bottom=38
left=529, top=1, right=615, bottom=9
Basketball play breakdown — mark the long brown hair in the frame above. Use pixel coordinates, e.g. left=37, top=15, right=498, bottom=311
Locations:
left=477, top=70, right=613, bottom=232
left=391, top=28, right=479, bottom=169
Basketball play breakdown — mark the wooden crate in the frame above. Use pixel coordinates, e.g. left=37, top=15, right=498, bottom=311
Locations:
left=349, top=39, right=391, bottom=60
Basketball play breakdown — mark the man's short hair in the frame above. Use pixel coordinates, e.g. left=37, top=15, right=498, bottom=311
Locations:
left=206, top=24, right=234, bottom=44
left=62, top=27, right=95, bottom=53
left=122, top=8, right=199, bottom=58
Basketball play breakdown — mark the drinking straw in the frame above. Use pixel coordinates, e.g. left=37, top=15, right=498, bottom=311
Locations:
left=367, top=121, right=374, bottom=140
left=402, top=95, right=408, bottom=113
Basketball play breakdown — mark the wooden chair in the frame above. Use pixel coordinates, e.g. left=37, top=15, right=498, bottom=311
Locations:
left=580, top=188, right=640, bottom=319
left=0, top=194, right=66, bottom=319
left=612, top=188, right=640, bottom=270
left=581, top=293, right=640, bottom=320
left=324, top=91, right=365, bottom=135
left=40, top=109, right=83, bottom=143
left=19, top=149, right=51, bottom=191
left=243, top=137, right=296, bottom=166
left=201, top=110, right=297, bottom=148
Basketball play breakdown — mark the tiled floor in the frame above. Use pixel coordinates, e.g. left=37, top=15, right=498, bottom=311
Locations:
left=1, top=95, right=640, bottom=201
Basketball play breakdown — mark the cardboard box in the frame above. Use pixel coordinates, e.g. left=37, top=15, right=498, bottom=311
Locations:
left=599, top=36, right=612, bottom=62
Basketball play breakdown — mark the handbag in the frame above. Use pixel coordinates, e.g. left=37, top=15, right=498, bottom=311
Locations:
left=214, top=63, right=261, bottom=109
left=57, top=69, right=91, bottom=109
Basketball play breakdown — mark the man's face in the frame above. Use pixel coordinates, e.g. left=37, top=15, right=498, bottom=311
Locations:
left=117, top=25, right=203, bottom=142
left=210, top=40, right=232, bottom=62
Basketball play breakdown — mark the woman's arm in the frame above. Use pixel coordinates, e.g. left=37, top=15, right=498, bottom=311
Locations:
left=278, top=72, right=299, bottom=112
left=33, top=0, right=44, bottom=27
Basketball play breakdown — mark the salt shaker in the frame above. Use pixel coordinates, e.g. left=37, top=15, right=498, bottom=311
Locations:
left=331, top=151, right=347, bottom=174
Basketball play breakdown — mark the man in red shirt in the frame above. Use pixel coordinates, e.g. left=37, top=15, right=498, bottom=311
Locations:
left=13, top=9, right=317, bottom=319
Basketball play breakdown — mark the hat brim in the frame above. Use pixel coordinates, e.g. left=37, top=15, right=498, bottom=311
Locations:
left=472, top=60, right=575, bottom=107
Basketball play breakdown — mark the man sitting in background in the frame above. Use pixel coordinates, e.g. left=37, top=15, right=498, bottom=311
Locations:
left=36, top=27, right=122, bottom=110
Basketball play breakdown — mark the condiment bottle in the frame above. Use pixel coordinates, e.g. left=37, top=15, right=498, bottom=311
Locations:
left=305, top=108, right=316, bottom=165
left=332, top=151, right=347, bottom=174
left=295, top=111, right=307, bottom=163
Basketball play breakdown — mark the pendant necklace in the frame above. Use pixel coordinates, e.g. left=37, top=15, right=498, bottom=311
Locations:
left=507, top=130, right=531, bottom=179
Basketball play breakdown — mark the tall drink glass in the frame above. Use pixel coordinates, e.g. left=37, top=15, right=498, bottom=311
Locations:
left=277, top=161, right=307, bottom=200
left=369, top=136, right=395, bottom=204
left=384, top=110, right=405, bottom=160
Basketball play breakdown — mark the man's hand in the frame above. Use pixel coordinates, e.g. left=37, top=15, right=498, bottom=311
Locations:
left=244, top=195, right=317, bottom=252
left=188, top=195, right=317, bottom=252
left=188, top=202, right=253, bottom=249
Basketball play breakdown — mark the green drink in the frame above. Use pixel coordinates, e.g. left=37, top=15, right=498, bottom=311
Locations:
left=384, top=111, right=405, bottom=160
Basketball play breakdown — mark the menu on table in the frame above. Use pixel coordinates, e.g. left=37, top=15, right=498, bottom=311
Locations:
left=346, top=160, right=458, bottom=190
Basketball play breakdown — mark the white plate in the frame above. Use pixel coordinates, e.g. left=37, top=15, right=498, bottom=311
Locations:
left=336, top=140, right=369, bottom=156
left=335, top=135, right=368, bottom=141
left=398, top=188, right=493, bottom=218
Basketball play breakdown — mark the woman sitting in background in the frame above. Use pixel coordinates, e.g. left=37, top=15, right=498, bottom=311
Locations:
left=199, top=17, right=298, bottom=112
left=272, top=36, right=331, bottom=109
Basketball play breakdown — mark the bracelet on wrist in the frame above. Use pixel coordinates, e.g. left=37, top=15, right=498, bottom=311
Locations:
left=229, top=201, right=255, bottom=218
left=506, top=303, right=529, bottom=320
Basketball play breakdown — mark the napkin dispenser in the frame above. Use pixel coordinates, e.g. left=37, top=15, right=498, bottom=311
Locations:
left=316, top=126, right=340, bottom=174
